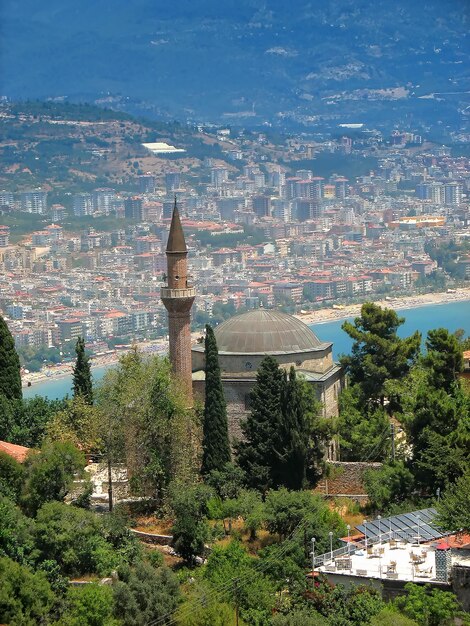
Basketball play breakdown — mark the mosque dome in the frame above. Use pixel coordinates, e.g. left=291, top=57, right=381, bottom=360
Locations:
left=213, top=309, right=325, bottom=354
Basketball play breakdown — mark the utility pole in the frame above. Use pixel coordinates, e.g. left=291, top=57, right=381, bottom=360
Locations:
left=107, top=454, right=113, bottom=512
left=310, top=537, right=316, bottom=591
left=390, top=423, right=395, bottom=462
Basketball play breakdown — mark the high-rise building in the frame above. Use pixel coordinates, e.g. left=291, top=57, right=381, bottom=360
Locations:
left=309, top=177, right=325, bottom=201
left=0, top=191, right=14, bottom=208
left=430, top=182, right=444, bottom=205
left=0, top=226, right=10, bottom=247
left=211, top=167, right=229, bottom=189
left=415, top=182, right=432, bottom=200
left=160, top=201, right=196, bottom=402
left=334, top=177, right=348, bottom=199
left=165, top=172, right=181, bottom=194
left=340, top=136, right=352, bottom=154
left=73, top=193, right=93, bottom=217
left=271, top=199, right=291, bottom=222
left=92, top=188, right=115, bottom=214
left=124, top=197, right=144, bottom=220
left=252, top=195, right=270, bottom=218
left=444, top=182, right=463, bottom=207
left=20, top=190, right=47, bottom=214
left=139, top=174, right=156, bottom=193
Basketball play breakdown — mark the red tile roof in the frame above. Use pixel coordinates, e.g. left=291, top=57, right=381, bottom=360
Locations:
left=0, top=440, right=30, bottom=463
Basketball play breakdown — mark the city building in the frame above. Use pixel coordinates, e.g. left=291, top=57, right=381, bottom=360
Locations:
left=20, top=190, right=47, bottom=214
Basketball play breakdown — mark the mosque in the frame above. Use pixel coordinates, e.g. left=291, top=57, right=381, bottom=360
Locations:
left=161, top=202, right=344, bottom=447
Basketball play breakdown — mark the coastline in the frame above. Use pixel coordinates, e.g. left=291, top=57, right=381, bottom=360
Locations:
left=22, top=288, right=470, bottom=388
left=294, top=287, right=470, bottom=326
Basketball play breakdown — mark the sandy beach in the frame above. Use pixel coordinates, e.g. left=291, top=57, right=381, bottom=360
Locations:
left=22, top=288, right=470, bottom=388
left=294, top=287, right=470, bottom=326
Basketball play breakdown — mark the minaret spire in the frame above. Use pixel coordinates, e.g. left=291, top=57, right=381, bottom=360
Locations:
left=161, top=198, right=195, bottom=403
left=166, top=196, right=187, bottom=254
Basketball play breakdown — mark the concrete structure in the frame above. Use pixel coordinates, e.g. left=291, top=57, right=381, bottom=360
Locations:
left=192, top=309, right=344, bottom=447
left=161, top=200, right=195, bottom=402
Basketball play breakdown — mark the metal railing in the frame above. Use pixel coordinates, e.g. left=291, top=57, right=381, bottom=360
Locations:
left=313, top=529, right=428, bottom=567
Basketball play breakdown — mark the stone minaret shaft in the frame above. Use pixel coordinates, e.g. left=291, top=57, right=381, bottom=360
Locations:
left=161, top=200, right=195, bottom=402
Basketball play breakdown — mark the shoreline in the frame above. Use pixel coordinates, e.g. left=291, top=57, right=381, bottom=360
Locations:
left=294, top=287, right=470, bottom=326
left=22, top=289, right=470, bottom=388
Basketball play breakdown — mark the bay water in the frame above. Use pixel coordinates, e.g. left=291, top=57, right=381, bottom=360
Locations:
left=23, top=300, right=470, bottom=400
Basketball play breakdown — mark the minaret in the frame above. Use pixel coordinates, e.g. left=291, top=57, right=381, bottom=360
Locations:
left=161, top=199, right=196, bottom=402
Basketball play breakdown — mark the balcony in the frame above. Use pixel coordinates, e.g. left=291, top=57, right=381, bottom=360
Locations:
left=160, top=286, right=196, bottom=299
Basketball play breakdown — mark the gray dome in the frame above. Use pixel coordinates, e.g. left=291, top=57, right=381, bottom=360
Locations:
left=214, top=309, right=324, bottom=354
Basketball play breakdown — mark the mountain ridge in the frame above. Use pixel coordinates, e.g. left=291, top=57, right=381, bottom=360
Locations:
left=1, top=0, right=468, bottom=128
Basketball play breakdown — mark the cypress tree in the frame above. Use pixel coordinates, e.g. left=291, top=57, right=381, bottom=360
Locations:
left=237, top=360, right=326, bottom=492
left=236, top=356, right=284, bottom=493
left=201, top=325, right=231, bottom=475
left=276, top=367, right=314, bottom=490
left=0, top=314, right=22, bottom=401
left=72, top=337, right=93, bottom=404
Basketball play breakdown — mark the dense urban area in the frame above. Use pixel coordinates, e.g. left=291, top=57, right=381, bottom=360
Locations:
left=0, top=101, right=469, bottom=373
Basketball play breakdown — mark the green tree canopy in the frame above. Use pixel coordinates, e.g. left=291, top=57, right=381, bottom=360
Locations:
left=337, top=384, right=391, bottom=461
left=203, top=541, right=275, bottom=624
left=364, top=462, right=415, bottom=513
left=237, top=356, right=284, bottom=493
left=113, top=561, right=180, bottom=626
left=72, top=336, right=93, bottom=404
left=0, top=496, right=37, bottom=565
left=34, top=502, right=139, bottom=577
left=96, top=351, right=198, bottom=501
left=277, top=368, right=324, bottom=489
left=0, top=556, right=55, bottom=626
left=201, top=325, right=231, bottom=475
left=21, top=440, right=86, bottom=515
left=422, top=328, right=464, bottom=392
left=0, top=451, right=25, bottom=502
left=170, top=483, right=212, bottom=563
left=8, top=396, right=67, bottom=448
left=237, top=358, right=327, bottom=492
left=59, top=584, right=118, bottom=626
left=0, top=314, right=22, bottom=402
left=46, top=395, right=101, bottom=453
left=436, top=469, right=470, bottom=534
left=394, top=582, right=462, bottom=626
left=271, top=608, right=330, bottom=626
left=408, top=386, right=470, bottom=491
left=263, top=488, right=347, bottom=554
left=368, top=608, right=419, bottom=626
left=341, top=303, right=420, bottom=409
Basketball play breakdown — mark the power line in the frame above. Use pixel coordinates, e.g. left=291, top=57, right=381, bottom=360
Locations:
left=146, top=516, right=312, bottom=626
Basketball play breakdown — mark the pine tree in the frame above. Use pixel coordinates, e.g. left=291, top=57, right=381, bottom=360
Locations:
left=201, top=325, right=231, bottom=475
left=341, top=302, right=421, bottom=410
left=423, top=328, right=463, bottom=393
left=0, top=314, right=22, bottom=401
left=72, top=337, right=93, bottom=404
left=236, top=356, right=284, bottom=493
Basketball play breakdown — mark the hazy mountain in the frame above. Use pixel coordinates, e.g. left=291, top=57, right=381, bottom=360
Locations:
left=1, top=0, right=468, bottom=128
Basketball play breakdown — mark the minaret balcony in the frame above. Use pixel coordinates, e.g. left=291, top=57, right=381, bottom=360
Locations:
left=160, top=286, right=196, bottom=299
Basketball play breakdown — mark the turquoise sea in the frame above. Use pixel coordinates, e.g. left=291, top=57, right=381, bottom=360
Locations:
left=23, top=300, right=470, bottom=400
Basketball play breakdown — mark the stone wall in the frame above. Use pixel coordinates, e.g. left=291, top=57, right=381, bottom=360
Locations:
left=130, top=529, right=173, bottom=546
left=315, top=461, right=383, bottom=498
left=452, top=564, right=470, bottom=611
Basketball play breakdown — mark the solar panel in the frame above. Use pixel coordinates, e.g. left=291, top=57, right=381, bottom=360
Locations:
left=356, top=508, right=443, bottom=541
